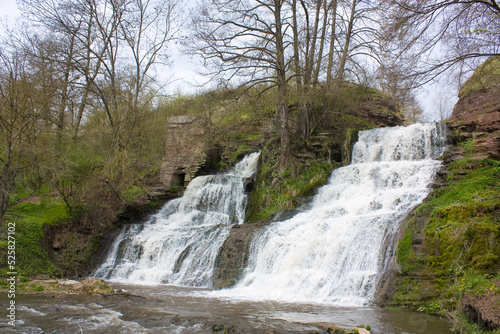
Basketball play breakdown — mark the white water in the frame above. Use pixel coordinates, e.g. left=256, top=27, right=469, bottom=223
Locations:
left=215, top=123, right=446, bottom=306
left=93, top=152, right=260, bottom=286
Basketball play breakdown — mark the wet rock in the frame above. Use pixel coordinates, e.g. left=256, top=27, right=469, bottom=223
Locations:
left=213, top=223, right=261, bottom=289
left=212, top=324, right=225, bottom=331
left=244, top=177, right=256, bottom=192
left=71, top=278, right=114, bottom=294
left=315, top=322, right=342, bottom=333
left=25, top=278, right=114, bottom=295
left=57, top=279, right=80, bottom=285
left=356, top=328, right=371, bottom=334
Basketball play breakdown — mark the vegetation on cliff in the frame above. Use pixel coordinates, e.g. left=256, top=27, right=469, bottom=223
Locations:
left=389, top=148, right=500, bottom=332
left=387, top=56, right=500, bottom=332
left=458, top=56, right=500, bottom=99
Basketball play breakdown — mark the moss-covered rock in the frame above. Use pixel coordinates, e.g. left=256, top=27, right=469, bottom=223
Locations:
left=23, top=277, right=114, bottom=294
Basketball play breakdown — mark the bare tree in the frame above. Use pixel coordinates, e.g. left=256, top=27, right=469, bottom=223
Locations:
left=376, top=58, right=423, bottom=123
left=383, top=0, right=500, bottom=85
left=335, top=0, right=382, bottom=83
left=191, top=0, right=293, bottom=171
left=118, top=0, right=177, bottom=144
left=325, top=0, right=339, bottom=86
left=431, top=89, right=455, bottom=121
left=293, top=0, right=334, bottom=139
left=20, top=0, right=178, bottom=150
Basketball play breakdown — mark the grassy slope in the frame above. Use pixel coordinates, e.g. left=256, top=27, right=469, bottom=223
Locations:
left=0, top=198, right=69, bottom=277
left=458, top=56, right=500, bottom=98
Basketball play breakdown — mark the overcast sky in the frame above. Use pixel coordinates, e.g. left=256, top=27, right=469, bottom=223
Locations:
left=0, top=0, right=457, bottom=120
left=1, top=0, right=20, bottom=29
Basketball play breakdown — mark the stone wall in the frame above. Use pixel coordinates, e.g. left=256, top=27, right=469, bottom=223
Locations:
left=160, top=115, right=210, bottom=189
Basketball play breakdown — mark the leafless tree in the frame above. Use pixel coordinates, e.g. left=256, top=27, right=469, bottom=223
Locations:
left=19, top=0, right=178, bottom=149
left=383, top=0, right=500, bottom=86
left=334, top=0, right=383, bottom=83
left=376, top=57, right=423, bottom=122
left=191, top=0, right=293, bottom=171
left=431, top=89, right=455, bottom=121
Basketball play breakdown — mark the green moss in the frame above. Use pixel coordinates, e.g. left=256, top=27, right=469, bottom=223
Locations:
left=247, top=156, right=338, bottom=222
left=423, top=161, right=500, bottom=273
left=390, top=149, right=500, bottom=323
left=397, top=232, right=415, bottom=274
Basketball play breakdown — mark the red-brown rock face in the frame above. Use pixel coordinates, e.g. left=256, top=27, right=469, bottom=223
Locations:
left=447, top=85, right=500, bottom=159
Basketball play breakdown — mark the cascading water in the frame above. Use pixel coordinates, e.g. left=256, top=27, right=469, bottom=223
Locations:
left=217, top=123, right=446, bottom=306
left=93, top=152, right=260, bottom=286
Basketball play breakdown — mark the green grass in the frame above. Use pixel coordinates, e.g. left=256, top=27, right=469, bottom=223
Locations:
left=8, top=184, right=52, bottom=206
left=121, top=185, right=146, bottom=202
left=456, top=270, right=500, bottom=296
left=0, top=199, right=70, bottom=277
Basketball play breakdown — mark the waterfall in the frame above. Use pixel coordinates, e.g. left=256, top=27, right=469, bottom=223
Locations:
left=217, top=123, right=446, bottom=306
left=93, top=152, right=260, bottom=286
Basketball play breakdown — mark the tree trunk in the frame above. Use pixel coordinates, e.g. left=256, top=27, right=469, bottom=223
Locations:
left=326, top=0, right=338, bottom=86
left=0, top=145, right=14, bottom=222
left=337, top=0, right=357, bottom=83
left=274, top=0, right=291, bottom=172
left=292, top=0, right=301, bottom=87
left=294, top=0, right=309, bottom=139
left=313, top=0, right=330, bottom=85
left=304, top=0, right=322, bottom=85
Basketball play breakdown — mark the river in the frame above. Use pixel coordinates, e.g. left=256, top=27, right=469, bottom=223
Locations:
left=2, top=283, right=452, bottom=333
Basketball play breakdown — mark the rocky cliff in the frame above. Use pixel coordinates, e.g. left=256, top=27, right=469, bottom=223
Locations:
left=448, top=56, right=500, bottom=159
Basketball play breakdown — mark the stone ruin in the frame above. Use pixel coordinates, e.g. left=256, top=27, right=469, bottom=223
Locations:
left=159, top=115, right=210, bottom=189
